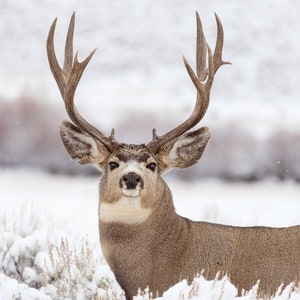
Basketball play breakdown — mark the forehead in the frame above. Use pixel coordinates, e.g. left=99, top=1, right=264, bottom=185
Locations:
left=114, top=144, right=152, bottom=163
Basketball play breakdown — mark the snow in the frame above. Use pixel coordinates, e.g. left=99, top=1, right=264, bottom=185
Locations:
left=1, top=169, right=300, bottom=299
left=0, top=272, right=51, bottom=300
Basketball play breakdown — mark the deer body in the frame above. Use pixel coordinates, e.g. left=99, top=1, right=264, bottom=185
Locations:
left=98, top=162, right=300, bottom=298
left=47, top=12, right=300, bottom=299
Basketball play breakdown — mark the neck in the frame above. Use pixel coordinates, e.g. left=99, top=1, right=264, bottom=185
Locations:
left=98, top=181, right=190, bottom=298
left=98, top=179, right=181, bottom=238
left=99, top=176, right=177, bottom=225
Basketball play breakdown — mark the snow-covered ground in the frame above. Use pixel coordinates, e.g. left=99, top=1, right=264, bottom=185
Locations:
left=1, top=169, right=300, bottom=299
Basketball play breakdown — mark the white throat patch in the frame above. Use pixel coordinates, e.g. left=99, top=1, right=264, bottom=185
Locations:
left=99, top=196, right=152, bottom=225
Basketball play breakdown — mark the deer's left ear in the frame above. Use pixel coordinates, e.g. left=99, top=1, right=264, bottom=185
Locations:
left=158, top=127, right=210, bottom=170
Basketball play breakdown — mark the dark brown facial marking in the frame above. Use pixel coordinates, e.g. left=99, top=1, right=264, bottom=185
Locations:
left=116, top=152, right=150, bottom=163
left=113, top=144, right=152, bottom=163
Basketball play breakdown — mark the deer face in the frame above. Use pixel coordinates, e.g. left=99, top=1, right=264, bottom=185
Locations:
left=60, top=121, right=210, bottom=223
left=99, top=143, right=167, bottom=225
left=101, top=144, right=160, bottom=203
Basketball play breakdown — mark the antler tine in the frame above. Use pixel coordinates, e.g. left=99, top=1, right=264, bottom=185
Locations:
left=46, top=12, right=119, bottom=152
left=147, top=12, right=229, bottom=153
left=47, top=17, right=64, bottom=97
left=63, top=12, right=74, bottom=77
left=213, top=13, right=231, bottom=73
left=196, top=12, right=207, bottom=82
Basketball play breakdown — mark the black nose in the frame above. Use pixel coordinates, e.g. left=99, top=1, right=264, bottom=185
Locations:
left=122, top=172, right=143, bottom=189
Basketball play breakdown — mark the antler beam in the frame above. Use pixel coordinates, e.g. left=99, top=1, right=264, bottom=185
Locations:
left=46, top=12, right=119, bottom=152
left=147, top=12, right=230, bottom=153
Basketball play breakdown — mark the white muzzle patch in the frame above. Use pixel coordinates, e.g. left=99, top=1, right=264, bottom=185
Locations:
left=122, top=188, right=141, bottom=197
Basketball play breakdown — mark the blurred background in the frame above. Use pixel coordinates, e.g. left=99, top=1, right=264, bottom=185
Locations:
left=0, top=0, right=300, bottom=181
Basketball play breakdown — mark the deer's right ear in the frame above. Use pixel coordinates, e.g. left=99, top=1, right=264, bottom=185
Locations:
left=59, top=121, right=110, bottom=168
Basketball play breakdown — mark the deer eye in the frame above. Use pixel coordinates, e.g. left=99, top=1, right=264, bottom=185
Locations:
left=146, top=162, right=157, bottom=172
left=109, top=162, right=119, bottom=171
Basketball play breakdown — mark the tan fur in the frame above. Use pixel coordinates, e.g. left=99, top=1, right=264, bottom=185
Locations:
left=98, top=166, right=300, bottom=299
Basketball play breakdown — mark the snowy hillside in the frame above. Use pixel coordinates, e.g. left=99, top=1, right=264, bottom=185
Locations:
left=0, top=0, right=300, bottom=124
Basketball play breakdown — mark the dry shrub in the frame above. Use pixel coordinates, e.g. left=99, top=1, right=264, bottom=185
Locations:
left=41, top=237, right=121, bottom=300
left=266, top=129, right=300, bottom=180
left=1, top=96, right=300, bottom=181
left=0, top=96, right=95, bottom=174
left=0, top=203, right=48, bottom=289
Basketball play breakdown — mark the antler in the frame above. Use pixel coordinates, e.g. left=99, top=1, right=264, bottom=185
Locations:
left=46, top=12, right=119, bottom=152
left=147, top=12, right=230, bottom=153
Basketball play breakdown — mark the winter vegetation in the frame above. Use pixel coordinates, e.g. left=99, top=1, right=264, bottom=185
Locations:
left=1, top=96, right=300, bottom=181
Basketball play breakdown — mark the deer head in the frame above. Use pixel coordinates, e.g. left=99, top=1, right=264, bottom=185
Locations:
left=47, top=13, right=228, bottom=209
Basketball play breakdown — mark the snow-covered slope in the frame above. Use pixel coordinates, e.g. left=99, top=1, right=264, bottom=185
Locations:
left=0, top=0, right=299, bottom=128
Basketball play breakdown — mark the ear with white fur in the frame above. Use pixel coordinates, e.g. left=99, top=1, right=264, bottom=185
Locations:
left=59, top=121, right=110, bottom=168
left=159, top=127, right=210, bottom=170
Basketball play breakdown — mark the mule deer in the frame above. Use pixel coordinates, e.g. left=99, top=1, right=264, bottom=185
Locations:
left=47, top=12, right=300, bottom=299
